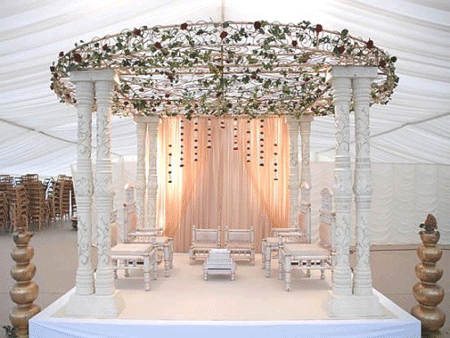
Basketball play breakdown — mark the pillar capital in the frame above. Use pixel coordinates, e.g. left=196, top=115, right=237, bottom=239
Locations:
left=328, top=66, right=378, bottom=80
left=70, top=70, right=120, bottom=84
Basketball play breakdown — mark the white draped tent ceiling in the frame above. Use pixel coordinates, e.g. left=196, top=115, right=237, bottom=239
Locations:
left=1, top=0, right=449, bottom=175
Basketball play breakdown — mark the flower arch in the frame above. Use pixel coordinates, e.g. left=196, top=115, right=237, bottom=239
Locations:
left=50, top=20, right=398, bottom=118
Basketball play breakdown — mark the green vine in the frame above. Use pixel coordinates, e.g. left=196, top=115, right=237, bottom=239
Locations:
left=50, top=20, right=398, bottom=118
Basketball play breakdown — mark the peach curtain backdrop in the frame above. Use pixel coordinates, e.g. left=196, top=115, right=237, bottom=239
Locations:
left=157, top=116, right=289, bottom=252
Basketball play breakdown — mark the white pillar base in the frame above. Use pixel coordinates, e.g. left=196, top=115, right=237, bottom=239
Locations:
left=325, top=291, right=384, bottom=318
left=65, top=291, right=124, bottom=318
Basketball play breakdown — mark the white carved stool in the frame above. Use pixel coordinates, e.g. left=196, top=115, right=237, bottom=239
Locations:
left=203, top=249, right=236, bottom=280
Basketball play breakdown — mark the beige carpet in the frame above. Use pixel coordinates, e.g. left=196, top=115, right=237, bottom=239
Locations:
left=1, top=223, right=449, bottom=336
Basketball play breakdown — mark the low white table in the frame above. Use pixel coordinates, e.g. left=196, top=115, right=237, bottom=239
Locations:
left=278, top=243, right=331, bottom=291
left=128, top=232, right=174, bottom=277
left=111, top=243, right=157, bottom=291
left=203, top=249, right=236, bottom=280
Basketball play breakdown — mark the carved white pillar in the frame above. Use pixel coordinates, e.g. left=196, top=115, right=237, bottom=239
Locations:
left=66, top=70, right=123, bottom=318
left=286, top=116, right=299, bottom=229
left=95, top=73, right=118, bottom=296
left=72, top=80, right=95, bottom=296
left=326, top=66, right=382, bottom=318
left=146, top=116, right=159, bottom=229
left=134, top=116, right=147, bottom=229
left=352, top=72, right=377, bottom=296
left=299, top=114, right=314, bottom=241
left=330, top=72, right=353, bottom=297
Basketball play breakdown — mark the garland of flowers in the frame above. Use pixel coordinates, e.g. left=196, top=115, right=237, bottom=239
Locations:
left=50, top=20, right=398, bottom=119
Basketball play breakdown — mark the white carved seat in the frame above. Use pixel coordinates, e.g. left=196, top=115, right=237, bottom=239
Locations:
left=224, top=227, right=255, bottom=264
left=262, top=231, right=306, bottom=277
left=111, top=243, right=158, bottom=291
left=127, top=229, right=174, bottom=277
left=189, top=226, right=221, bottom=263
left=278, top=221, right=334, bottom=291
left=203, top=249, right=236, bottom=280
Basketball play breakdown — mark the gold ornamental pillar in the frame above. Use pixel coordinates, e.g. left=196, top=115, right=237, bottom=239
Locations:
left=411, top=214, right=446, bottom=332
left=9, top=215, right=40, bottom=338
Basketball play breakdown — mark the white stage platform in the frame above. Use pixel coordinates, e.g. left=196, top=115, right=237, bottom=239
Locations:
left=30, top=254, right=420, bottom=338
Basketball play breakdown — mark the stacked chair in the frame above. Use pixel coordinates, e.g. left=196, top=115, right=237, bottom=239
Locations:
left=22, top=174, right=49, bottom=230
left=8, top=185, right=29, bottom=232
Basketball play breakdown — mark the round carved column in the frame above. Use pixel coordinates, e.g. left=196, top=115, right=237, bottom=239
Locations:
left=352, top=76, right=375, bottom=296
left=286, top=116, right=299, bottom=229
left=331, top=74, right=352, bottom=296
left=146, top=116, right=159, bottom=229
left=411, top=214, right=446, bottom=332
left=134, top=116, right=147, bottom=230
left=94, top=79, right=116, bottom=296
left=9, top=216, right=40, bottom=338
left=72, top=80, right=95, bottom=295
left=299, top=114, right=314, bottom=241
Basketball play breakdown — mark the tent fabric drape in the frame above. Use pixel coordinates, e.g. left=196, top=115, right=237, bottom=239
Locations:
left=157, top=116, right=289, bottom=252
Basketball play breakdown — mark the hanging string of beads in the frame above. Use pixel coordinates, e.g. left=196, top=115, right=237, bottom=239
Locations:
left=207, top=117, right=212, bottom=149
left=233, top=118, right=238, bottom=150
left=220, top=118, right=225, bottom=129
left=274, top=137, right=279, bottom=181
left=193, top=118, right=199, bottom=162
left=259, top=119, right=265, bottom=166
left=246, top=119, right=251, bottom=162
left=168, top=144, right=173, bottom=183
left=180, top=118, right=184, bottom=168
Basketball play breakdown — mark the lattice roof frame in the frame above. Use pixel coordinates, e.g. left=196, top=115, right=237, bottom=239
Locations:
left=50, top=20, right=398, bottom=119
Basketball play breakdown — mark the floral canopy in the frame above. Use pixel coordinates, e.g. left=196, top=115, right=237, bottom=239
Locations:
left=50, top=20, right=398, bottom=119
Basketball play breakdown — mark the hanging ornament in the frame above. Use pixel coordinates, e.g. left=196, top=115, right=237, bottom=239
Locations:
left=194, top=118, right=199, bottom=162
left=274, top=145, right=279, bottom=181
left=246, top=119, right=251, bottom=162
left=207, top=117, right=212, bottom=149
left=233, top=118, right=238, bottom=150
left=220, top=118, right=225, bottom=129
left=180, top=118, right=184, bottom=167
left=274, top=134, right=278, bottom=180
left=259, top=119, right=264, bottom=166
left=168, top=144, right=173, bottom=183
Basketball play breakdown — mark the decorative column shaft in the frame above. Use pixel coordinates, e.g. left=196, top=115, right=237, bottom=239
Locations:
left=353, top=75, right=376, bottom=296
left=9, top=216, right=40, bottom=338
left=134, top=116, right=147, bottom=230
left=299, top=114, right=314, bottom=241
left=286, top=116, right=299, bottom=229
left=146, top=116, right=159, bottom=229
left=72, top=80, right=95, bottom=295
left=95, top=77, right=116, bottom=296
left=411, top=214, right=446, bottom=332
left=331, top=75, right=353, bottom=296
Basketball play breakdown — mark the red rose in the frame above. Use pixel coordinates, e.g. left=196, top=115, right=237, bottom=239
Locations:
left=180, top=23, right=188, bottom=30
left=391, top=56, right=397, bottom=63
left=367, top=39, right=374, bottom=49
left=154, top=42, right=162, bottom=49
left=102, top=44, right=109, bottom=51
left=220, top=31, right=228, bottom=39
left=291, top=40, right=298, bottom=47
left=165, top=93, right=170, bottom=98
left=73, top=53, right=82, bottom=63
left=251, top=73, right=258, bottom=80
left=50, top=66, right=56, bottom=72
left=59, top=51, right=64, bottom=57
left=315, top=24, right=323, bottom=33
left=338, top=45, right=345, bottom=54
left=133, top=28, right=141, bottom=36
left=254, top=21, right=262, bottom=30
left=379, top=59, right=387, bottom=68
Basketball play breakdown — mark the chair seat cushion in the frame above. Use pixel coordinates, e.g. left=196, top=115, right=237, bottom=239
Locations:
left=191, top=243, right=219, bottom=248
left=283, top=243, right=329, bottom=257
left=111, top=243, right=153, bottom=256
